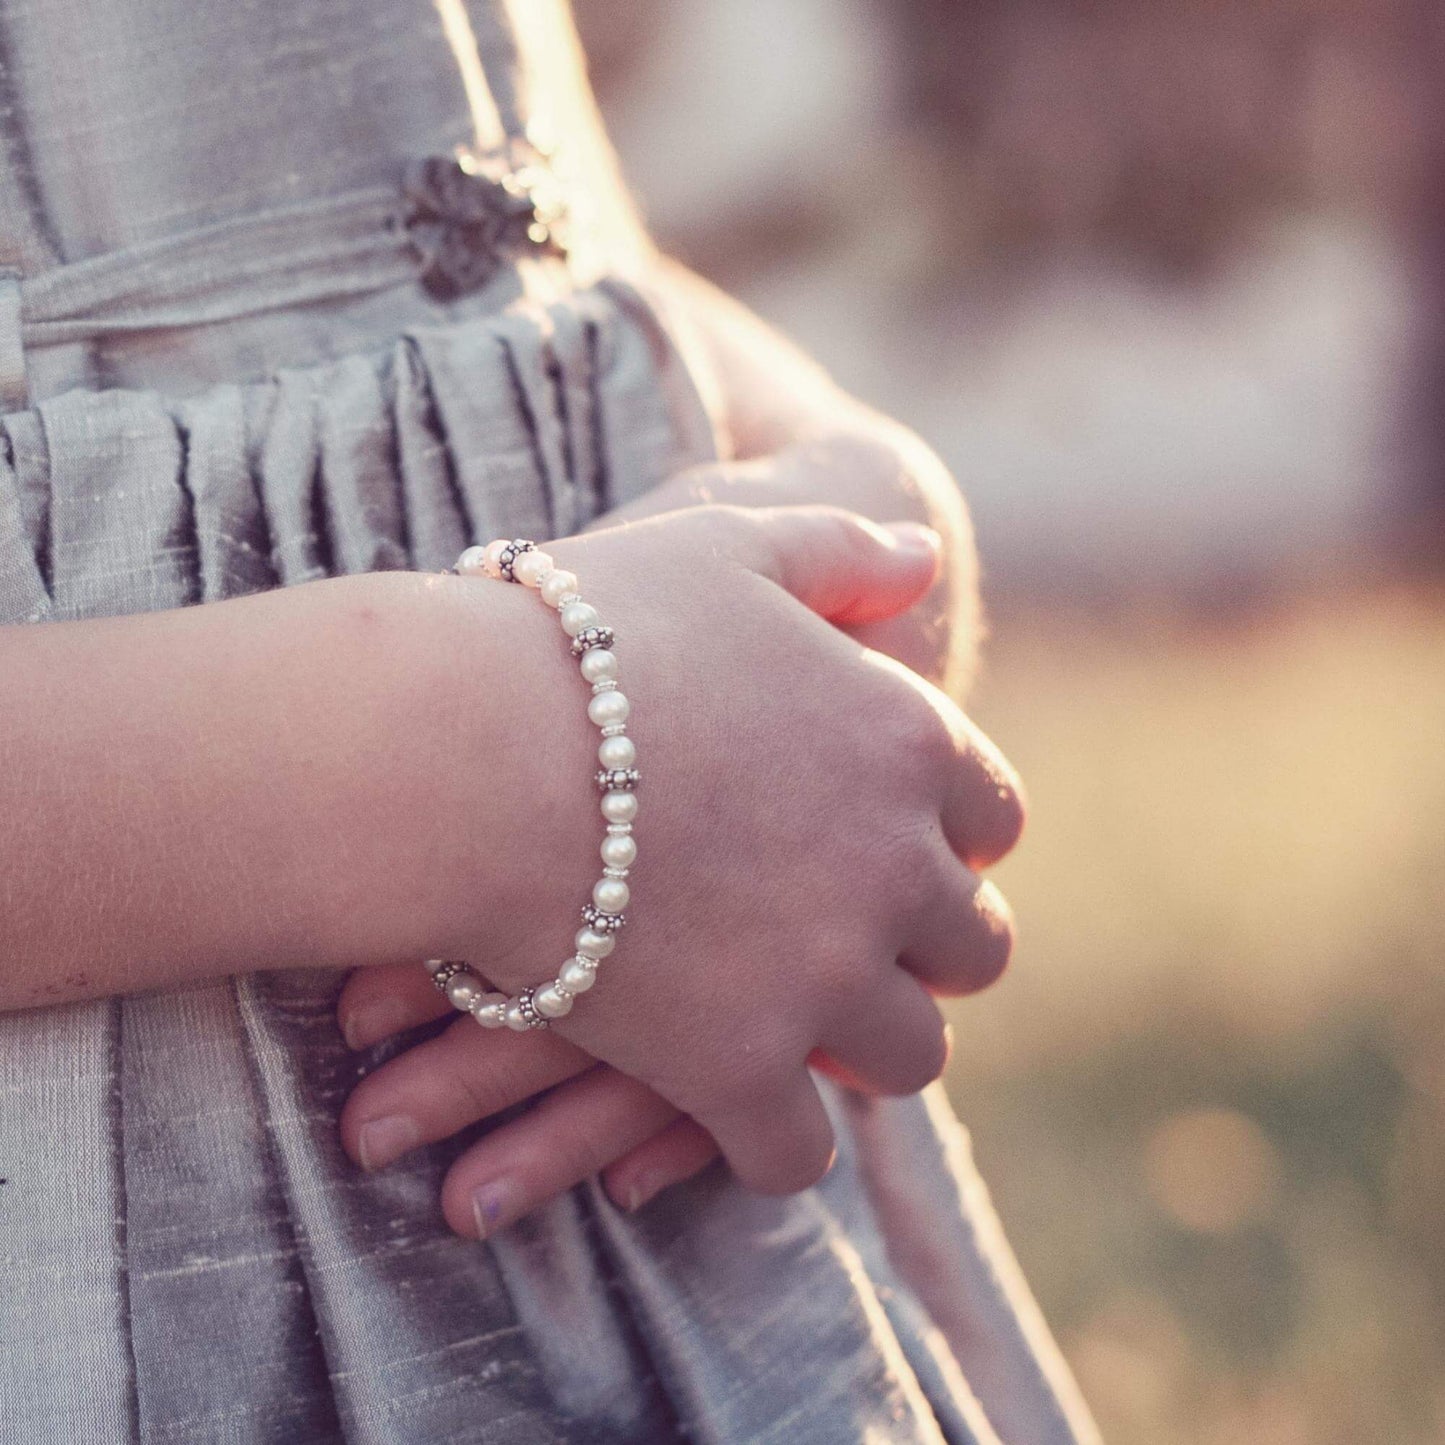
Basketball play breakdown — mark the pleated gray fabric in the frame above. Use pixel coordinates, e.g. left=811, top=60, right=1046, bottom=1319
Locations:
left=0, top=2, right=1098, bottom=1441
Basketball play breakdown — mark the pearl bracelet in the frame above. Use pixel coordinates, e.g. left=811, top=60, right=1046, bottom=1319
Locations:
left=424, top=538, right=636, bottom=1031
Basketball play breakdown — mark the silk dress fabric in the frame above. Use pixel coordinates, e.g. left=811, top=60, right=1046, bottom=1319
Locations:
left=0, top=3, right=1098, bottom=1442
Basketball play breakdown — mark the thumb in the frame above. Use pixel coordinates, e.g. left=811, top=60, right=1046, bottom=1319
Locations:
left=733, top=505, right=942, bottom=625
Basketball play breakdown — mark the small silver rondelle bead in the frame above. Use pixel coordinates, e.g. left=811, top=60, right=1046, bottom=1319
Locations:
left=570, top=625, right=615, bottom=657
left=581, top=904, right=626, bottom=933
left=430, top=962, right=469, bottom=993
left=497, top=539, right=536, bottom=583
left=596, top=768, right=640, bottom=792
left=516, top=988, right=549, bottom=1030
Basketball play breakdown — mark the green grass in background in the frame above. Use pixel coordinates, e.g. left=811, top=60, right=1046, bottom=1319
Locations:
left=945, top=587, right=1445, bottom=1445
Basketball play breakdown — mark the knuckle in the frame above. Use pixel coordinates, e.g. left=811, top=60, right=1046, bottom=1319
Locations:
left=894, top=1020, right=951, bottom=1094
left=960, top=889, right=1015, bottom=993
left=897, top=692, right=960, bottom=779
left=985, top=778, right=1028, bottom=862
left=808, top=505, right=877, bottom=567
left=916, top=1015, right=953, bottom=1086
left=817, top=431, right=911, bottom=495
left=885, top=830, right=945, bottom=922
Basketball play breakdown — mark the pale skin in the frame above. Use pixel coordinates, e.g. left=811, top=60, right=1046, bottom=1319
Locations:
left=333, top=273, right=1021, bottom=1236
left=0, top=492, right=1019, bottom=1211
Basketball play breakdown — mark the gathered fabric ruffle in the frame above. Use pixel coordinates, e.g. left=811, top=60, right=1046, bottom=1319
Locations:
left=0, top=276, right=711, bottom=626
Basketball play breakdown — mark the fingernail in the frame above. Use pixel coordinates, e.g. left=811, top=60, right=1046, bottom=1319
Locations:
left=883, top=521, right=942, bottom=559
left=472, top=1178, right=523, bottom=1239
left=342, top=999, right=408, bottom=1050
left=357, top=1115, right=419, bottom=1171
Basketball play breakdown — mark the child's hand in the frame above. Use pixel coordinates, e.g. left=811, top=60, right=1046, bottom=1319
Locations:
left=338, top=501, right=1023, bottom=1238
left=340, top=963, right=723, bottom=1217
left=595, top=431, right=978, bottom=689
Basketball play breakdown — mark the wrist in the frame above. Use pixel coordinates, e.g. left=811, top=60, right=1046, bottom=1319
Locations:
left=302, top=569, right=599, bottom=983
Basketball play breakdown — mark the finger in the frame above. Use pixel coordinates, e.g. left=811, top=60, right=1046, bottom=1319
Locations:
left=338, top=963, right=451, bottom=1049
left=817, top=972, right=952, bottom=1096
left=582, top=459, right=765, bottom=530
left=601, top=1118, right=721, bottom=1212
left=340, top=1013, right=590, bottom=1171
left=440, top=1069, right=680, bottom=1238
left=704, top=1068, right=837, bottom=1195
left=931, top=691, right=1028, bottom=868
left=729, top=505, right=942, bottom=626
left=903, top=859, right=1016, bottom=997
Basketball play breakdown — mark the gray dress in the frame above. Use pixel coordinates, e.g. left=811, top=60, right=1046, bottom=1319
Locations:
left=0, top=3, right=1097, bottom=1442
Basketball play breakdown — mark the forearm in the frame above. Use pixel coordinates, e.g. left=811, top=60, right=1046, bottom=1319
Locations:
left=0, top=572, right=557, bottom=1012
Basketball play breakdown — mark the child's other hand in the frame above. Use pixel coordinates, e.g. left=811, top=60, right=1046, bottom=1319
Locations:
left=337, top=495, right=1023, bottom=1238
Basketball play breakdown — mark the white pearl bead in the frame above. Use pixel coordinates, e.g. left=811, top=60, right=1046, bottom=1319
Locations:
left=601, top=834, right=637, bottom=869
left=540, top=569, right=579, bottom=608
left=471, top=1000, right=506, bottom=1029
left=598, top=735, right=636, bottom=770
left=446, top=974, right=483, bottom=1010
left=593, top=878, right=630, bottom=913
left=513, top=550, right=554, bottom=587
left=504, top=1000, right=530, bottom=1031
left=579, top=648, right=619, bottom=683
left=588, top=691, right=630, bottom=728
left=601, top=792, right=639, bottom=824
left=534, top=984, right=574, bottom=1019
left=482, top=540, right=509, bottom=578
left=560, top=957, right=598, bottom=992
left=575, top=927, right=616, bottom=959
left=561, top=601, right=601, bottom=637
left=456, top=545, right=490, bottom=577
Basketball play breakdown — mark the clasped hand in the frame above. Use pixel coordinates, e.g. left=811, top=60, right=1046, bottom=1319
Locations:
left=336, top=440, right=1024, bottom=1240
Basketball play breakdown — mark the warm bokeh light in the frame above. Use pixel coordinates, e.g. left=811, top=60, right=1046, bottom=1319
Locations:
left=1144, top=1107, right=1280, bottom=1234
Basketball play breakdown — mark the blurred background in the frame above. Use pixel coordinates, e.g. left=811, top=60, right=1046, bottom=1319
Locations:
left=572, top=3, right=1445, bottom=1441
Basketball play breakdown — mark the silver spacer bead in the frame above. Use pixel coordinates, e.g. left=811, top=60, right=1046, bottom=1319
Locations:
left=606, top=823, right=633, bottom=836
left=430, top=961, right=470, bottom=993
left=558, top=592, right=582, bottom=608
left=596, top=768, right=640, bottom=792
left=571, top=625, right=616, bottom=656
left=516, top=987, right=549, bottom=1030
left=591, top=679, right=619, bottom=694
left=497, top=539, right=536, bottom=583
left=581, top=904, right=626, bottom=933
left=602, top=866, right=630, bottom=879
left=600, top=723, right=627, bottom=738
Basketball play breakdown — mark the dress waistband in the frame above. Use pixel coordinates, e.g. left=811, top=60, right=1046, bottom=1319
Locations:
left=0, top=144, right=569, bottom=407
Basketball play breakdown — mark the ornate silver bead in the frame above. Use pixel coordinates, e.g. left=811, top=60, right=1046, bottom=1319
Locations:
left=595, top=768, right=640, bottom=793
left=570, top=625, right=615, bottom=656
left=516, top=987, right=549, bottom=1030
left=430, top=961, right=469, bottom=993
left=497, top=539, right=536, bottom=583
left=581, top=904, right=626, bottom=933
